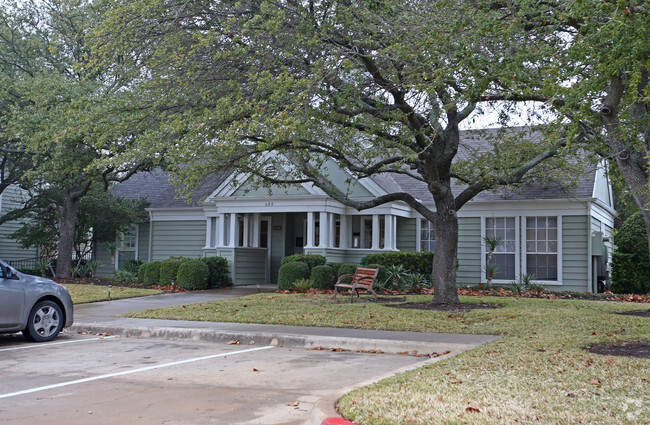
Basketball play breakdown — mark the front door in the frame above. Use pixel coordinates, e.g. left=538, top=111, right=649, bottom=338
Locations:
left=261, top=217, right=271, bottom=284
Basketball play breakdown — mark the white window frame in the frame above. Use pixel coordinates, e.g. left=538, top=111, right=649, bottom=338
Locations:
left=523, top=216, right=562, bottom=285
left=482, top=216, right=519, bottom=283
left=419, top=219, right=436, bottom=252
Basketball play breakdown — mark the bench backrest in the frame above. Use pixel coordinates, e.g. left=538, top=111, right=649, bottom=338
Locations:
left=353, top=267, right=379, bottom=287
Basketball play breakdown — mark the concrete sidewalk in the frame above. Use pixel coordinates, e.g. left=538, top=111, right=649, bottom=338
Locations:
left=68, top=285, right=500, bottom=425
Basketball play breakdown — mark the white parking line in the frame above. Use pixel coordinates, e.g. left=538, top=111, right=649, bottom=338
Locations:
left=0, top=336, right=118, bottom=352
left=0, top=345, right=274, bottom=400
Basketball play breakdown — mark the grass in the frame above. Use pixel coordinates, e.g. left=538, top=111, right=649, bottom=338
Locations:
left=66, top=283, right=163, bottom=304
left=125, top=293, right=650, bottom=424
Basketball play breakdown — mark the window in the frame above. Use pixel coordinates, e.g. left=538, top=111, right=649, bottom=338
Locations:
left=526, top=216, right=558, bottom=281
left=118, top=225, right=137, bottom=250
left=485, top=217, right=516, bottom=280
left=420, top=220, right=436, bottom=252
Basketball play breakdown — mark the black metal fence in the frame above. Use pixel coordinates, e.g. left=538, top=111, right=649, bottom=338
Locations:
left=8, top=253, right=92, bottom=271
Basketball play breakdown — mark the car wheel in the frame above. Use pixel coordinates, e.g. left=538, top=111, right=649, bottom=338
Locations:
left=22, top=300, right=63, bottom=342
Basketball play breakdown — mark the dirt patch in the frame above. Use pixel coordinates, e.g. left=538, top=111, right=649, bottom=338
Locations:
left=389, top=302, right=501, bottom=312
left=586, top=340, right=650, bottom=359
left=614, top=309, right=650, bottom=318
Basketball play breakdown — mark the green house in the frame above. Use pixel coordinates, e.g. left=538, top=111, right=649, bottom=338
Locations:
left=99, top=138, right=616, bottom=293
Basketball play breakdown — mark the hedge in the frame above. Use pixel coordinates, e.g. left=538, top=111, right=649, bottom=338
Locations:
left=137, top=262, right=147, bottom=283
left=159, top=260, right=183, bottom=286
left=361, top=251, right=434, bottom=275
left=280, top=254, right=327, bottom=270
left=327, top=262, right=342, bottom=281
left=336, top=263, right=358, bottom=284
left=143, top=261, right=162, bottom=286
left=176, top=260, right=210, bottom=290
left=311, top=265, right=334, bottom=290
left=278, top=262, right=310, bottom=290
left=201, top=256, right=232, bottom=288
left=611, top=212, right=650, bottom=294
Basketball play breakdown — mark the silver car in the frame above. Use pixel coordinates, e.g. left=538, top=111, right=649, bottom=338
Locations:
left=0, top=259, right=74, bottom=342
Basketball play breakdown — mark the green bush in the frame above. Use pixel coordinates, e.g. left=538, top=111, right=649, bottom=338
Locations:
left=611, top=212, right=650, bottom=294
left=278, top=262, right=310, bottom=290
left=114, top=269, right=137, bottom=283
left=123, top=259, right=143, bottom=274
left=364, top=263, right=389, bottom=288
left=143, top=261, right=162, bottom=286
left=200, top=256, right=232, bottom=288
left=159, top=260, right=182, bottom=286
left=361, top=251, right=434, bottom=275
left=280, top=254, right=327, bottom=270
left=311, top=265, right=334, bottom=290
left=176, top=260, right=210, bottom=290
left=327, top=262, right=342, bottom=281
left=336, top=263, right=358, bottom=284
left=137, top=262, right=148, bottom=283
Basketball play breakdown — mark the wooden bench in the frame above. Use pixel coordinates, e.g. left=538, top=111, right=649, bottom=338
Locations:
left=333, top=267, right=379, bottom=302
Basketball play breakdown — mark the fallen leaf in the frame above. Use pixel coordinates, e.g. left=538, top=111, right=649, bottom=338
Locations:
left=590, top=379, right=601, bottom=386
left=253, top=368, right=260, bottom=372
left=465, top=407, right=480, bottom=413
left=227, top=340, right=242, bottom=345
left=248, top=340, right=256, bottom=345
left=286, top=401, right=299, bottom=407
left=451, top=379, right=463, bottom=384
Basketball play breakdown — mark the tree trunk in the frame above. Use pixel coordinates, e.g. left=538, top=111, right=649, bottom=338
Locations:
left=55, top=189, right=82, bottom=278
left=429, top=192, right=460, bottom=305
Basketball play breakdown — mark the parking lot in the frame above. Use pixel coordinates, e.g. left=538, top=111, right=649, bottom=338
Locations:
left=0, top=331, right=428, bottom=425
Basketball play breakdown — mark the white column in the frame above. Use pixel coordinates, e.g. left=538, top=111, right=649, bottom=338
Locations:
left=329, top=213, right=336, bottom=248
left=217, top=214, right=225, bottom=247
left=252, top=213, right=261, bottom=248
left=372, top=214, right=380, bottom=250
left=306, top=212, right=315, bottom=248
left=228, top=213, right=237, bottom=247
left=385, top=214, right=394, bottom=250
left=205, top=218, right=213, bottom=248
left=319, top=211, right=329, bottom=248
left=392, top=216, right=398, bottom=249
left=339, top=214, right=348, bottom=249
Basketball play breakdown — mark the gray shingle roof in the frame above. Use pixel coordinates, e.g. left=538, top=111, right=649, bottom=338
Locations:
left=112, top=127, right=596, bottom=209
left=112, top=168, right=229, bottom=209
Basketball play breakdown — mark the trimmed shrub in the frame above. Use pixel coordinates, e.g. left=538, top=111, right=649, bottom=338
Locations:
left=280, top=254, right=327, bottom=270
left=159, top=260, right=182, bottom=286
left=361, top=251, right=434, bottom=275
left=327, top=262, right=342, bottom=281
left=311, top=265, right=334, bottom=290
left=143, top=261, right=162, bottom=286
left=364, top=263, right=389, bottom=288
left=336, top=263, right=358, bottom=284
left=176, top=260, right=210, bottom=290
left=200, top=256, right=232, bottom=288
left=611, top=212, right=650, bottom=294
left=137, top=262, right=148, bottom=283
left=278, top=262, right=310, bottom=290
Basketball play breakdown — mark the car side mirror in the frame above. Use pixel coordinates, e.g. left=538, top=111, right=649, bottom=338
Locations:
left=4, top=266, right=16, bottom=280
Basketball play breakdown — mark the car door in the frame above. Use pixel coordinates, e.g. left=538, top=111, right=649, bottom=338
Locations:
left=0, top=267, right=25, bottom=329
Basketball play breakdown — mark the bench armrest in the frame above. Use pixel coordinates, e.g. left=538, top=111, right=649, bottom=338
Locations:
left=335, top=274, right=355, bottom=285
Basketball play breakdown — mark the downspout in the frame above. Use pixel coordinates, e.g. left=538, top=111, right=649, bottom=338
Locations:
left=148, top=210, right=153, bottom=262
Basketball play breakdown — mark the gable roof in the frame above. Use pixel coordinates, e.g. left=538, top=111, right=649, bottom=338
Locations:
left=111, top=127, right=598, bottom=209
left=112, top=168, right=229, bottom=209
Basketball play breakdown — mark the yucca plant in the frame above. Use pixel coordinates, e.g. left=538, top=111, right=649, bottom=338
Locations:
left=293, top=278, right=312, bottom=293
left=483, top=235, right=503, bottom=290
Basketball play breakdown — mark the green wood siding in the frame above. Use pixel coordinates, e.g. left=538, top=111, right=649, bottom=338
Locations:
left=457, top=217, right=481, bottom=285
left=562, top=215, right=590, bottom=291
left=151, top=221, right=205, bottom=260
left=0, top=186, right=38, bottom=260
left=396, top=217, right=417, bottom=251
left=270, top=213, right=284, bottom=284
left=232, top=248, right=267, bottom=285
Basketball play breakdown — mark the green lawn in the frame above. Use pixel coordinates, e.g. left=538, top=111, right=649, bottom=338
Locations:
left=66, top=283, right=163, bottom=304
left=126, top=293, right=649, bottom=424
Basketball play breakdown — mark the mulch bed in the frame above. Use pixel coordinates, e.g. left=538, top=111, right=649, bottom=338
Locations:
left=54, top=277, right=185, bottom=292
left=614, top=309, right=650, bottom=318
left=586, top=340, right=650, bottom=359
left=389, top=302, right=501, bottom=312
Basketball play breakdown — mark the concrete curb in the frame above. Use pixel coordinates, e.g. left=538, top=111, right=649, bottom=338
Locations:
left=69, top=323, right=480, bottom=355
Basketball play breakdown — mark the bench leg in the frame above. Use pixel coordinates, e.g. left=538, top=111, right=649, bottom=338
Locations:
left=334, top=286, right=338, bottom=302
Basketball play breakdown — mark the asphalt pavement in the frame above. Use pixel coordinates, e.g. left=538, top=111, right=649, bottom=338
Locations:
left=67, top=285, right=500, bottom=424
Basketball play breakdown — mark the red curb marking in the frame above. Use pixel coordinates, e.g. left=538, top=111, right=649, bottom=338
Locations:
left=321, top=418, right=356, bottom=425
